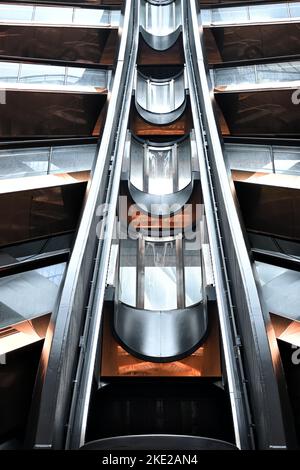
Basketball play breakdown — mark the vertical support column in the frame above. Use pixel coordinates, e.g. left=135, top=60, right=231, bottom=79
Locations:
left=172, top=143, right=178, bottom=193
left=143, top=143, right=149, bottom=193
left=176, top=234, right=185, bottom=309
left=136, top=236, right=145, bottom=309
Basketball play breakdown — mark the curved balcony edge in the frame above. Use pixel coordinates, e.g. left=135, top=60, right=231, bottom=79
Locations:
left=128, top=179, right=194, bottom=216
left=140, top=25, right=182, bottom=51
left=113, top=301, right=208, bottom=362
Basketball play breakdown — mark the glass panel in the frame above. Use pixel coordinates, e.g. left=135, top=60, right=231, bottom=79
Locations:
left=73, top=8, right=110, bottom=26
left=0, top=147, right=49, bottom=179
left=36, top=263, right=66, bottom=286
left=200, top=9, right=212, bottom=25
left=0, top=62, right=19, bottom=82
left=66, top=68, right=108, bottom=87
left=19, top=63, right=66, bottom=85
left=256, top=62, right=300, bottom=83
left=290, top=2, right=300, bottom=18
left=225, top=144, right=273, bottom=172
left=249, top=3, right=289, bottom=21
left=110, top=10, right=121, bottom=27
left=148, top=148, right=173, bottom=195
left=0, top=262, right=65, bottom=329
left=184, top=239, right=202, bottom=307
left=212, top=6, right=248, bottom=24
left=50, top=144, right=96, bottom=173
left=214, top=66, right=256, bottom=86
left=119, top=238, right=137, bottom=307
left=273, top=146, right=300, bottom=175
left=0, top=4, right=33, bottom=22
left=144, top=241, right=177, bottom=311
left=34, top=6, right=73, bottom=24
left=0, top=144, right=96, bottom=179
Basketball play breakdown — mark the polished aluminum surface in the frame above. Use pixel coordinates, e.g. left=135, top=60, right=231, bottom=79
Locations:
left=115, top=234, right=206, bottom=360
left=114, top=301, right=206, bottom=361
left=140, top=0, right=181, bottom=50
left=135, top=69, right=186, bottom=124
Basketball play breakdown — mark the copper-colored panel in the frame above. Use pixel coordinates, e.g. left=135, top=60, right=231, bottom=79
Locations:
left=0, top=182, right=86, bottom=246
left=204, top=23, right=300, bottom=65
left=130, top=101, right=192, bottom=137
left=92, top=103, right=108, bottom=136
left=138, top=34, right=184, bottom=66
left=101, top=303, right=221, bottom=377
left=0, top=26, right=118, bottom=65
left=0, top=90, right=106, bottom=138
left=271, top=314, right=300, bottom=347
left=235, top=181, right=300, bottom=242
left=216, top=89, right=300, bottom=137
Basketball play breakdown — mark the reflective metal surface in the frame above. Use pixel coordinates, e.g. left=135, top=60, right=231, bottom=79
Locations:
left=114, top=302, right=206, bottom=361
left=80, top=434, right=238, bottom=450
left=128, top=134, right=193, bottom=215
left=135, top=69, right=186, bottom=124
left=140, top=0, right=181, bottom=50
left=0, top=143, right=96, bottom=179
left=115, top=233, right=206, bottom=361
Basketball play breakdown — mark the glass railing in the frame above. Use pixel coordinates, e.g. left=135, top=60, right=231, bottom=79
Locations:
left=0, top=61, right=111, bottom=88
left=225, top=143, right=300, bottom=176
left=212, top=61, right=300, bottom=88
left=201, top=2, right=300, bottom=25
left=0, top=3, right=120, bottom=27
left=0, top=262, right=66, bottom=329
left=0, top=143, right=97, bottom=179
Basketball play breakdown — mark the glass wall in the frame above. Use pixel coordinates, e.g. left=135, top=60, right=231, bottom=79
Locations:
left=226, top=144, right=300, bottom=176
left=0, top=143, right=97, bottom=179
left=0, top=262, right=66, bottom=329
left=0, top=61, right=111, bottom=88
left=201, top=2, right=300, bottom=25
left=0, top=3, right=121, bottom=27
left=212, top=61, right=300, bottom=87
